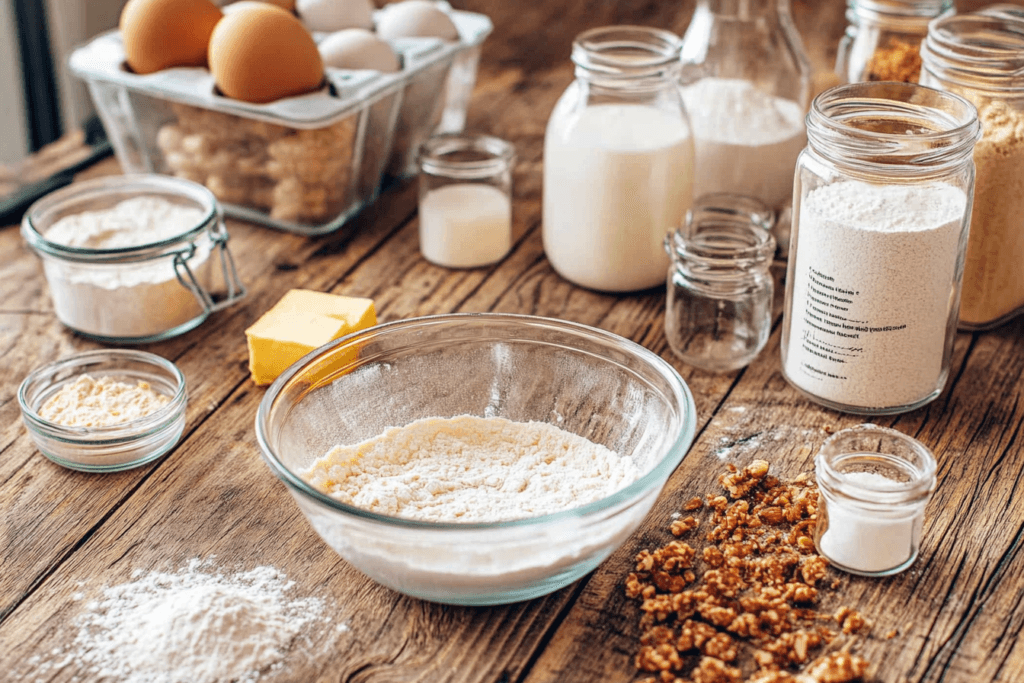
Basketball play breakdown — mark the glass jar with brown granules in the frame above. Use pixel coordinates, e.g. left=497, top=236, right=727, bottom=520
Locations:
left=835, top=0, right=953, bottom=85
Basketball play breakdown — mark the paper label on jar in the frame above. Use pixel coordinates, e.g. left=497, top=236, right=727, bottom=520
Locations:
left=783, top=180, right=966, bottom=410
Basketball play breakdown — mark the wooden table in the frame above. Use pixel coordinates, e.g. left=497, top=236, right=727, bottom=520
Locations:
left=2, top=1, right=1022, bottom=681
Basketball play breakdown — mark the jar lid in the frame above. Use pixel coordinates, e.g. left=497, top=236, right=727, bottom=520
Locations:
left=21, top=174, right=219, bottom=264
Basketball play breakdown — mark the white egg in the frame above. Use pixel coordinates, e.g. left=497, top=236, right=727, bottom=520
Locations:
left=319, top=28, right=400, bottom=71
left=376, top=0, right=458, bottom=41
left=296, top=0, right=373, bottom=32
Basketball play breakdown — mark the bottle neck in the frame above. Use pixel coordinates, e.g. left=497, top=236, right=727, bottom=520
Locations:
left=695, top=0, right=790, bottom=20
left=571, top=25, right=682, bottom=88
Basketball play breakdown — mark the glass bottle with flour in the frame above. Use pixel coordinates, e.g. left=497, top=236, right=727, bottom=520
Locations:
left=543, top=26, right=695, bottom=293
left=679, top=0, right=811, bottom=217
left=782, top=82, right=979, bottom=415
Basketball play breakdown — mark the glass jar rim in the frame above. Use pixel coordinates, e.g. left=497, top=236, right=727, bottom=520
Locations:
left=418, top=132, right=516, bottom=179
left=921, top=13, right=1024, bottom=92
left=667, top=194, right=776, bottom=268
left=21, top=174, right=219, bottom=264
left=815, top=424, right=937, bottom=504
left=846, top=0, right=952, bottom=28
left=806, top=81, right=980, bottom=174
left=571, top=25, right=682, bottom=79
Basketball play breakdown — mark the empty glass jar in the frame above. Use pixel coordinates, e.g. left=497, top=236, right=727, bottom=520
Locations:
left=664, top=194, right=776, bottom=372
left=835, top=0, right=953, bottom=84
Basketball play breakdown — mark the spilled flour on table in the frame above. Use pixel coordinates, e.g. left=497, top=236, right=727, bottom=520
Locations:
left=26, top=558, right=346, bottom=683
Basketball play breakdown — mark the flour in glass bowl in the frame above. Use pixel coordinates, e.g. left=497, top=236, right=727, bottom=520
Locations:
left=40, top=196, right=211, bottom=339
left=302, top=415, right=640, bottom=522
left=300, top=415, right=647, bottom=599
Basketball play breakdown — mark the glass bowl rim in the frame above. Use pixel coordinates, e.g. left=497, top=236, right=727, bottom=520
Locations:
left=18, top=348, right=188, bottom=445
left=255, top=312, right=697, bottom=531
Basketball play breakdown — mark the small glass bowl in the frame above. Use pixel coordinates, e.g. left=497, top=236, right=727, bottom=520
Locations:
left=18, top=350, right=188, bottom=473
left=256, top=313, right=697, bottom=606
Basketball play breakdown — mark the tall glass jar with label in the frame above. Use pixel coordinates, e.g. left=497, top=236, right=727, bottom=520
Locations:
left=835, top=0, right=953, bottom=84
left=678, top=0, right=810, bottom=219
left=920, top=13, right=1024, bottom=330
left=781, top=82, right=979, bottom=415
left=543, top=26, right=694, bottom=293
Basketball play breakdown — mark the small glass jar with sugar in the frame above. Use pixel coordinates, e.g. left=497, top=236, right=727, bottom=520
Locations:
left=664, top=194, right=776, bottom=372
left=814, top=424, right=937, bottom=577
left=417, top=133, right=515, bottom=269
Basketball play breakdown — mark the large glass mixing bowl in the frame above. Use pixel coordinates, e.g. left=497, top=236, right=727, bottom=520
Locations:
left=256, top=313, right=696, bottom=605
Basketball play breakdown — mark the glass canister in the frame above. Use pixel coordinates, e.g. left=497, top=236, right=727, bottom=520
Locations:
left=814, top=424, right=937, bottom=577
left=664, top=194, right=776, bottom=372
left=920, top=13, right=1024, bottom=330
left=417, top=132, right=515, bottom=269
left=782, top=82, right=980, bottom=415
left=543, top=26, right=694, bottom=293
left=835, top=0, right=953, bottom=85
left=21, top=174, right=246, bottom=343
left=679, top=0, right=811, bottom=215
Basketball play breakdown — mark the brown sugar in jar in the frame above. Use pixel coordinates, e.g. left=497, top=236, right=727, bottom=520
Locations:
left=921, top=13, right=1024, bottom=329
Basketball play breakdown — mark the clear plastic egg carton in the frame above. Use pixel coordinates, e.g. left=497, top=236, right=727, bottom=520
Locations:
left=69, top=6, right=491, bottom=235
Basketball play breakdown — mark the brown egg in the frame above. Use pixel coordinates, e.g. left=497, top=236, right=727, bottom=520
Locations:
left=208, top=4, right=324, bottom=103
left=120, top=0, right=224, bottom=74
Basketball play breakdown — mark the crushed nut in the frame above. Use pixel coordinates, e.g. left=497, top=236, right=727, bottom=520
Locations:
left=627, top=462, right=874, bottom=682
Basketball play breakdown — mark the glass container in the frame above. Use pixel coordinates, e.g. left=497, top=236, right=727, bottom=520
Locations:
left=664, top=194, right=776, bottom=372
left=19, top=349, right=188, bottom=473
left=814, top=424, right=937, bottom=577
left=256, top=313, right=697, bottom=605
left=543, top=26, right=694, bottom=293
left=835, top=0, right=953, bottom=85
left=920, top=13, right=1024, bottom=330
left=21, top=174, right=246, bottom=344
left=782, top=82, right=980, bottom=415
left=679, top=0, right=811, bottom=214
left=417, top=132, right=515, bottom=269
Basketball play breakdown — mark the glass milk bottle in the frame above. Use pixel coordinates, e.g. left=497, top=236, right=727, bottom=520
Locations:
left=782, top=82, right=979, bottom=415
left=543, top=26, right=695, bottom=293
left=679, top=0, right=811, bottom=214
left=920, top=13, right=1024, bottom=330
left=835, top=0, right=953, bottom=85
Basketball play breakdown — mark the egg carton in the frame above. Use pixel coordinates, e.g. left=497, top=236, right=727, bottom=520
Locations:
left=69, top=5, right=492, bottom=235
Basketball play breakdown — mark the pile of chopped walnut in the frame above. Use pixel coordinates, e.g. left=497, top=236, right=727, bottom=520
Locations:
left=626, top=460, right=871, bottom=683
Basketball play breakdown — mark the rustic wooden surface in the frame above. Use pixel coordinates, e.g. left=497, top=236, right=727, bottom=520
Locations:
left=1, top=1, right=1022, bottom=681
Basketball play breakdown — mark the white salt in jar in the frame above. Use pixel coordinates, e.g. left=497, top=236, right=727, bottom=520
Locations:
left=417, top=133, right=515, bottom=269
left=782, top=82, right=980, bottom=415
left=22, top=175, right=246, bottom=343
left=814, top=424, right=937, bottom=577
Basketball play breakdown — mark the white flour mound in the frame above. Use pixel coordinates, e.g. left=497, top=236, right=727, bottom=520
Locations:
left=303, top=415, right=640, bottom=522
left=35, top=559, right=340, bottom=683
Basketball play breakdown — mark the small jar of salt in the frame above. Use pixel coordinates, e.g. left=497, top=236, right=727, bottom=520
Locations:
left=814, top=424, right=937, bottom=577
left=664, top=194, right=776, bottom=372
left=417, top=133, right=515, bottom=269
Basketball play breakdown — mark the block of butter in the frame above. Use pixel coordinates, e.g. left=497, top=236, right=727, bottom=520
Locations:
left=245, top=289, right=376, bottom=386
